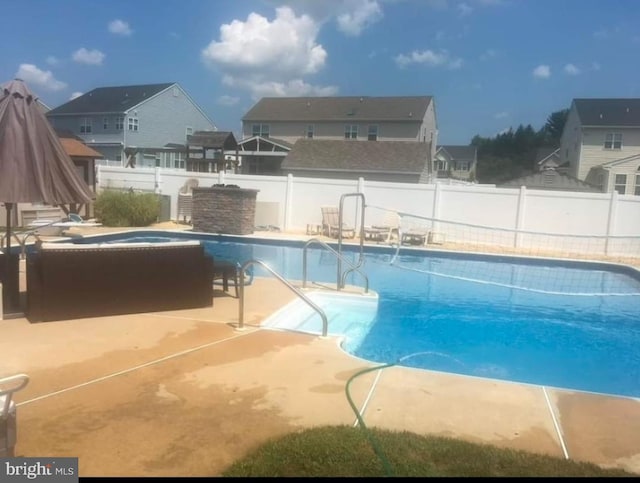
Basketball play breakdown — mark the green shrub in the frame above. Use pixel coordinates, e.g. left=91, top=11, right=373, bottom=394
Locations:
left=94, top=189, right=160, bottom=227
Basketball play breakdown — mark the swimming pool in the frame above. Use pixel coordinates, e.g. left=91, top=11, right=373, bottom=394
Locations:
left=72, top=231, right=640, bottom=398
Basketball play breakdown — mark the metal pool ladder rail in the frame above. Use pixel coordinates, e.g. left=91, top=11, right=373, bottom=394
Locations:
left=238, top=259, right=329, bottom=337
left=302, top=238, right=369, bottom=293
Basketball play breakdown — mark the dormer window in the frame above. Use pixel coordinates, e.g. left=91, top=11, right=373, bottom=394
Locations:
left=604, top=133, right=622, bottom=150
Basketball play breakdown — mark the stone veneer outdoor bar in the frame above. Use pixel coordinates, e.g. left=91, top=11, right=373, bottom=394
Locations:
left=191, top=186, right=259, bottom=235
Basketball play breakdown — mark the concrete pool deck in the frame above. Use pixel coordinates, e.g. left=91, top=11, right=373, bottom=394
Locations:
left=1, top=225, right=639, bottom=476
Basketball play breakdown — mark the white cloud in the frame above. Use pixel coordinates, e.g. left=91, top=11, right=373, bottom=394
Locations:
left=479, top=49, right=497, bottom=61
left=336, top=0, right=383, bottom=36
left=458, top=2, right=473, bottom=16
left=217, top=95, right=240, bottom=106
left=69, top=92, right=83, bottom=100
left=72, top=48, right=105, bottom=65
left=108, top=19, right=132, bottom=36
left=395, top=49, right=462, bottom=69
left=532, top=64, right=551, bottom=79
left=563, top=63, right=580, bottom=75
left=202, top=7, right=335, bottom=99
left=15, top=64, right=67, bottom=91
left=46, top=56, right=59, bottom=66
left=226, top=77, right=338, bottom=99
left=494, top=111, right=509, bottom=119
left=202, top=7, right=326, bottom=76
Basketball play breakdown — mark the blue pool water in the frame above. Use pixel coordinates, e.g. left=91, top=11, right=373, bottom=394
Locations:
left=72, top=231, right=640, bottom=398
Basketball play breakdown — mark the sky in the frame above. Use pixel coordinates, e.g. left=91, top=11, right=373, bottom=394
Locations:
left=2, top=0, right=639, bottom=145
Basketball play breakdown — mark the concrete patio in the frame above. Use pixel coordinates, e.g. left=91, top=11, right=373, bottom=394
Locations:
left=1, top=224, right=639, bottom=476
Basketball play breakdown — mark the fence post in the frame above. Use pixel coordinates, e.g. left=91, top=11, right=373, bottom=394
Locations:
left=218, top=170, right=225, bottom=185
left=283, top=173, right=293, bottom=231
left=432, top=182, right=442, bottom=233
left=154, top=167, right=162, bottom=194
left=605, top=190, right=618, bottom=256
left=514, top=186, right=527, bottom=248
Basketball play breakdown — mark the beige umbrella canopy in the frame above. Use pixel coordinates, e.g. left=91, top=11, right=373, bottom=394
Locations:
left=0, top=78, right=93, bottom=245
left=0, top=78, right=93, bottom=311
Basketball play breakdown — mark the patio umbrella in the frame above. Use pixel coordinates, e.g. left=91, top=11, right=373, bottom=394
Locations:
left=0, top=78, right=93, bottom=311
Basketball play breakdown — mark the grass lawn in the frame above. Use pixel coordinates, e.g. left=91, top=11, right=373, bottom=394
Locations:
left=222, top=425, right=637, bottom=477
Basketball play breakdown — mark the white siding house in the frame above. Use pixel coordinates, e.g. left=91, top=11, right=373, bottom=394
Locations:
left=559, top=98, right=640, bottom=194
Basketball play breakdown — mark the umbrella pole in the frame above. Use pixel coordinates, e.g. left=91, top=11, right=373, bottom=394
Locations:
left=5, top=203, right=12, bottom=253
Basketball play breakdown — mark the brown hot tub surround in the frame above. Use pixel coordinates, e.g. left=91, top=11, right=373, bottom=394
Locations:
left=191, top=186, right=259, bottom=235
left=26, top=241, right=214, bottom=322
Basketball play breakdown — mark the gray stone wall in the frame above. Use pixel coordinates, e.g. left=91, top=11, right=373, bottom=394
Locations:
left=192, top=187, right=259, bottom=235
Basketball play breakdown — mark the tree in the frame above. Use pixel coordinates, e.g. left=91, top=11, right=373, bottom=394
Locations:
left=540, top=108, right=569, bottom=146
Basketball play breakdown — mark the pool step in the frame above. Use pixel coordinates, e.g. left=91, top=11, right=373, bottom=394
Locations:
left=261, top=290, right=379, bottom=337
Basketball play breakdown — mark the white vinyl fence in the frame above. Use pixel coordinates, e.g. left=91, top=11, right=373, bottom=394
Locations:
left=96, top=166, right=640, bottom=258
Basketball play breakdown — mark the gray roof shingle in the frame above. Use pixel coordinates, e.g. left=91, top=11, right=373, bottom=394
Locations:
left=437, top=145, right=476, bottom=161
left=574, top=98, right=640, bottom=127
left=47, top=83, right=175, bottom=115
left=187, top=131, right=237, bottom=150
left=281, top=139, right=430, bottom=173
left=242, top=96, right=432, bottom=122
left=498, top=170, right=599, bottom=192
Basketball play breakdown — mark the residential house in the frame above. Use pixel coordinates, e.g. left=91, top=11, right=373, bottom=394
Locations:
left=559, top=98, right=640, bottom=194
left=46, top=82, right=216, bottom=168
left=238, top=96, right=437, bottom=176
left=281, top=139, right=431, bottom=183
left=534, top=147, right=563, bottom=172
left=433, top=145, right=477, bottom=181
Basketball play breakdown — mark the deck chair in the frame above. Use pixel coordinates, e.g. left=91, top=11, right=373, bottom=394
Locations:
left=401, top=225, right=430, bottom=246
left=0, top=374, right=29, bottom=457
left=363, top=211, right=400, bottom=244
left=320, top=206, right=355, bottom=239
left=178, top=178, right=199, bottom=223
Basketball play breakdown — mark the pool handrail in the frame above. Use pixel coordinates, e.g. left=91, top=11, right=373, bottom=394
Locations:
left=338, top=193, right=366, bottom=288
left=238, top=259, right=329, bottom=337
left=302, top=238, right=369, bottom=293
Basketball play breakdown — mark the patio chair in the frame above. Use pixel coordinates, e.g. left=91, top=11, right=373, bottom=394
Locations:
left=178, top=178, right=199, bottom=223
left=401, top=226, right=430, bottom=246
left=363, top=211, right=400, bottom=244
left=1, top=373, right=29, bottom=457
left=320, top=206, right=355, bottom=239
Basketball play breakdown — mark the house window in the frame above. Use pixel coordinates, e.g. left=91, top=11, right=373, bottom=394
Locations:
left=604, top=133, right=622, bottom=150
left=368, top=125, right=378, bottom=141
left=435, top=160, right=447, bottom=171
left=115, top=155, right=122, bottom=162
left=128, top=117, right=139, bottom=131
left=252, top=123, right=269, bottom=138
left=174, top=152, right=185, bottom=170
left=306, top=125, right=314, bottom=139
left=457, top=162, right=469, bottom=171
left=115, top=116, right=124, bottom=130
left=635, top=173, right=640, bottom=196
left=185, top=126, right=193, bottom=139
left=79, top=118, right=92, bottom=133
left=103, top=117, right=109, bottom=130
left=344, top=124, right=358, bottom=139
left=614, top=174, right=627, bottom=194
